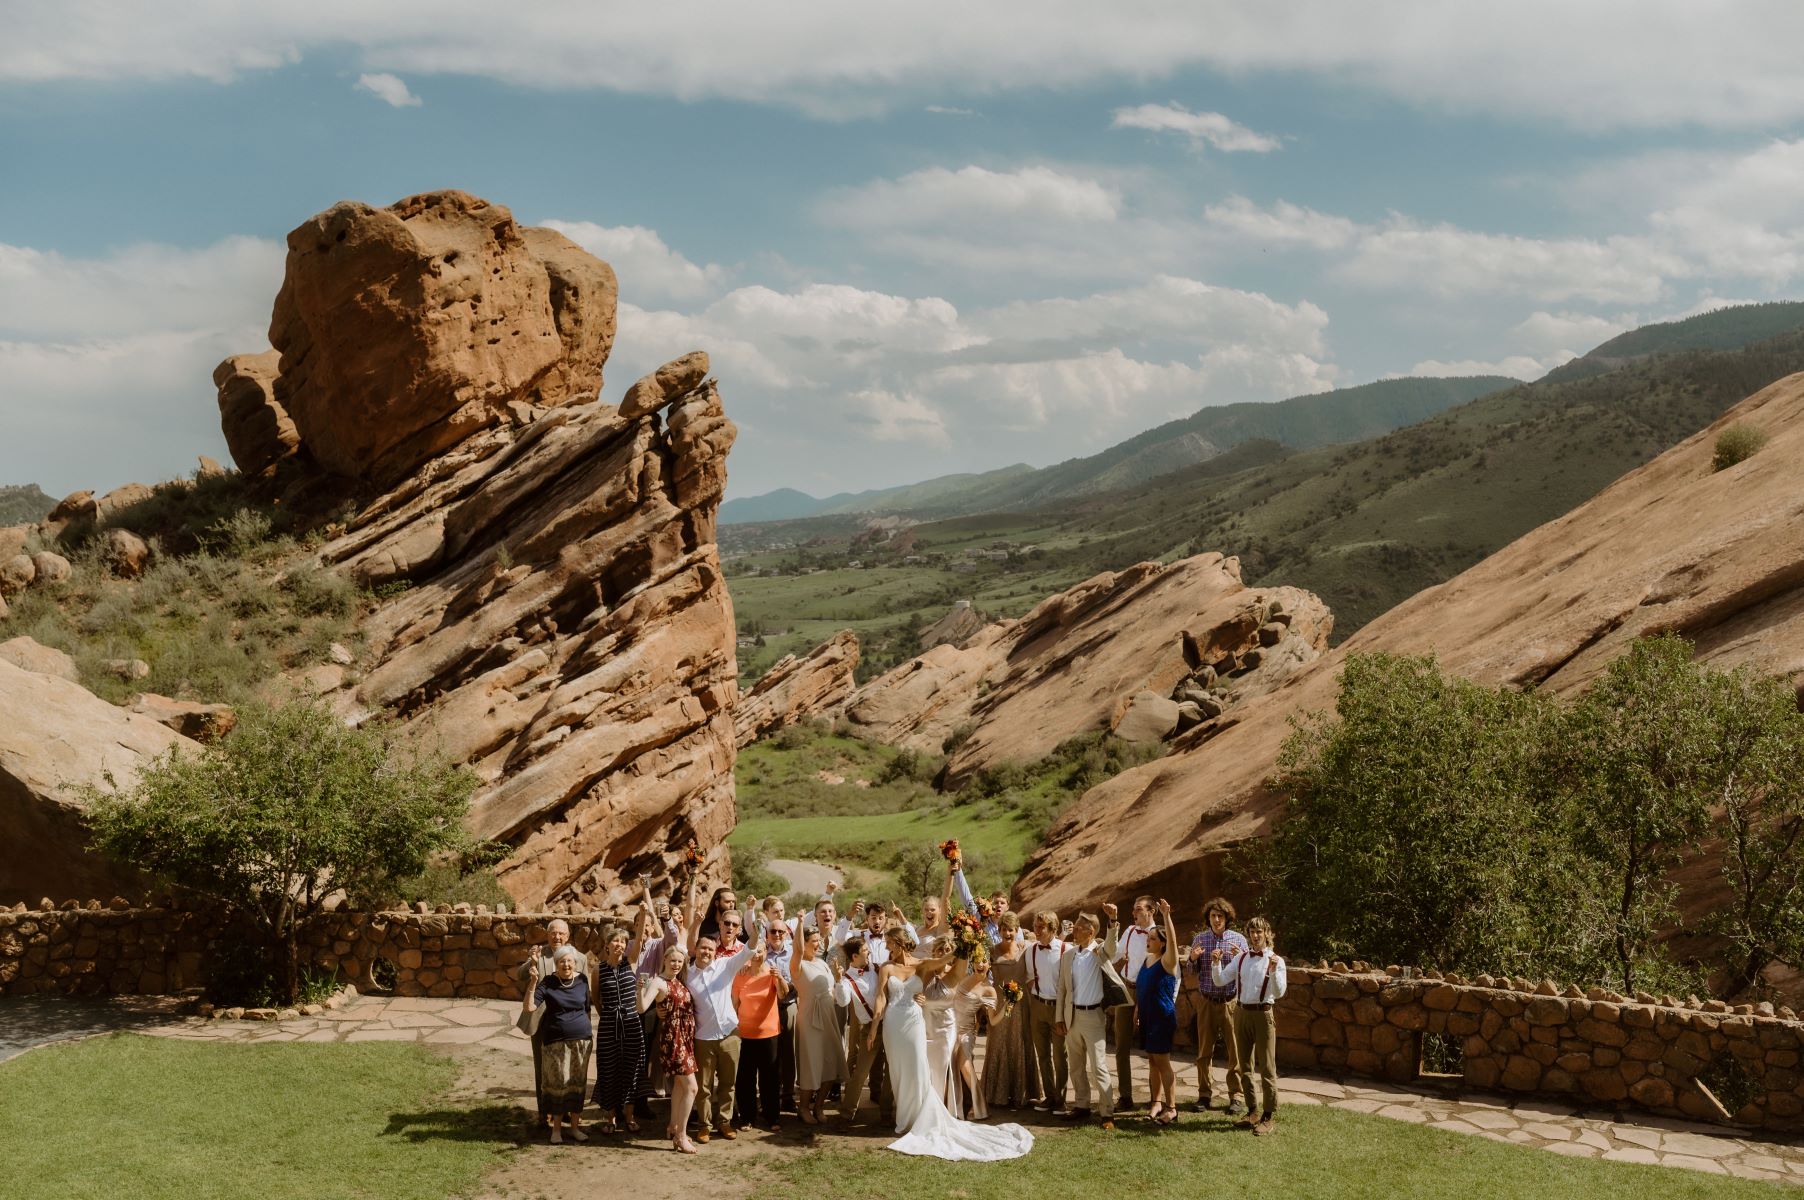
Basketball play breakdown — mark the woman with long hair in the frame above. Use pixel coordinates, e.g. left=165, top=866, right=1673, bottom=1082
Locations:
left=791, top=925, right=848, bottom=1125
left=640, top=941, right=700, bottom=1153
left=1137, top=899, right=1182, bottom=1124
left=983, top=912, right=1037, bottom=1111
left=951, top=956, right=998, bottom=1119
left=867, top=927, right=1033, bottom=1161
left=592, top=924, right=646, bottom=1133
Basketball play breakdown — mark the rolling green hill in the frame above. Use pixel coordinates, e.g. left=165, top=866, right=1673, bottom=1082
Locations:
left=0, top=484, right=56, bottom=526
left=727, top=328, right=1804, bottom=669
left=1541, top=301, right=1804, bottom=384
left=721, top=375, right=1512, bottom=525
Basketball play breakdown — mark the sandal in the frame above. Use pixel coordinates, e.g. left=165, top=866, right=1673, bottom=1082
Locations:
left=1149, top=1102, right=1166, bottom=1122
left=623, top=1114, right=641, bottom=1134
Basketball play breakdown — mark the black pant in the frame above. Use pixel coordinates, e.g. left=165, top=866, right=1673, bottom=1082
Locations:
left=736, top=1035, right=781, bottom=1126
left=777, top=999, right=797, bottom=1107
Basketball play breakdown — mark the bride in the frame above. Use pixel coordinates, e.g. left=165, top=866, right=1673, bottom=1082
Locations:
left=867, top=929, right=1034, bottom=1161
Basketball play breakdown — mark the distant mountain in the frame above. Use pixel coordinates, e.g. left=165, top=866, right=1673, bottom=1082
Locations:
left=0, top=484, right=55, bottom=526
left=723, top=375, right=1513, bottom=525
left=1541, top=300, right=1804, bottom=384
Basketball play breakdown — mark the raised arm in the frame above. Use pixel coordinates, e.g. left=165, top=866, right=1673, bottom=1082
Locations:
left=913, top=944, right=956, bottom=980
left=1157, top=899, right=1178, bottom=973
left=940, top=862, right=957, bottom=917
left=950, top=864, right=978, bottom=915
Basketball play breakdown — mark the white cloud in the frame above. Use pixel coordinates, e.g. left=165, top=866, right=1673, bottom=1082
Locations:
left=850, top=389, right=950, bottom=444
left=976, top=275, right=1329, bottom=357
left=1404, top=355, right=1556, bottom=381
left=1111, top=103, right=1279, bottom=153
left=355, top=71, right=421, bottom=107
left=924, top=105, right=977, bottom=117
left=538, top=220, right=726, bottom=305
left=14, top=3, right=1804, bottom=130
left=0, top=234, right=283, bottom=494
left=821, top=164, right=1119, bottom=228
left=1201, top=197, right=1359, bottom=251
left=1340, top=220, right=1681, bottom=305
left=1510, top=311, right=1634, bottom=356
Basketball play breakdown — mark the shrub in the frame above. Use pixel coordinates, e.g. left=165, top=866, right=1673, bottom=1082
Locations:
left=730, top=838, right=792, bottom=901
left=1712, top=423, right=1770, bottom=471
left=85, top=701, right=480, bottom=1004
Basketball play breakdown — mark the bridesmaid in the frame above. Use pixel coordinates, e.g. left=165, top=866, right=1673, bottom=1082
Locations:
left=951, top=958, right=998, bottom=1119
left=640, top=941, right=700, bottom=1153
left=592, top=923, right=647, bottom=1133
left=791, top=926, right=848, bottom=1125
left=984, top=913, right=1038, bottom=1111
left=1136, top=899, right=1182, bottom=1125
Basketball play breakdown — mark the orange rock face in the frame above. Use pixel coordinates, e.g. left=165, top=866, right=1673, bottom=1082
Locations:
left=735, top=630, right=861, bottom=748
left=845, top=554, right=1332, bottom=786
left=268, top=190, right=618, bottom=484
left=1019, top=371, right=1804, bottom=917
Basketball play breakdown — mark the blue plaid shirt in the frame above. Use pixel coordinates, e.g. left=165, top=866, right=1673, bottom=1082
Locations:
left=1189, top=928, right=1249, bottom=1000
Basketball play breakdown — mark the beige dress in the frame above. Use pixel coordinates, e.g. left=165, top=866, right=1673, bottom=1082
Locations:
left=984, top=953, right=1037, bottom=1110
left=952, top=981, right=997, bottom=1119
left=793, top=956, right=847, bottom=1090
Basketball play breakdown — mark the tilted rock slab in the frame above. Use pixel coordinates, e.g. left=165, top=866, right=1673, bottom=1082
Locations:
left=844, top=554, right=1331, bottom=788
left=270, top=190, right=618, bottom=484
left=1019, top=370, right=1804, bottom=917
left=0, top=659, right=200, bottom=906
left=734, top=630, right=860, bottom=748
left=305, top=363, right=739, bottom=912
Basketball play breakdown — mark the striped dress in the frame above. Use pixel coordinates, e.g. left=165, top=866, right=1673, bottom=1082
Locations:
left=592, top=960, right=646, bottom=1114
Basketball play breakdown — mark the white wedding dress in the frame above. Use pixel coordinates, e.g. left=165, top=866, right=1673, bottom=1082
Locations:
left=881, top=974, right=1034, bottom=1161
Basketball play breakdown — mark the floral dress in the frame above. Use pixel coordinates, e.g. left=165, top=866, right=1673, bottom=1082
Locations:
left=657, top=977, right=698, bottom=1077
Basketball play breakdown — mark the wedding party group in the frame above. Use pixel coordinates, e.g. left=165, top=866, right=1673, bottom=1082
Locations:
left=515, top=843, right=1288, bottom=1162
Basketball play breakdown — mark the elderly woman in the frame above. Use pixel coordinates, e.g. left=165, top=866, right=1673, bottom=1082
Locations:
left=517, top=919, right=590, bottom=1131
left=792, top=925, right=848, bottom=1125
left=592, top=923, right=647, bottom=1133
left=522, top=945, right=594, bottom=1143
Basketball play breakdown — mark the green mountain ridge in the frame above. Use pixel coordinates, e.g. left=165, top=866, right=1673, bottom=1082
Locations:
left=722, top=374, right=1513, bottom=525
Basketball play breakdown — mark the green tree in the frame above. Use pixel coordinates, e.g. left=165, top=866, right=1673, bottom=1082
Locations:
left=1263, top=652, right=1592, bottom=978
left=1562, top=635, right=1717, bottom=993
left=86, top=701, right=479, bottom=1004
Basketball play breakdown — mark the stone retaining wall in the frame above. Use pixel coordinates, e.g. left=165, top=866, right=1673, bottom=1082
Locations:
left=0, top=900, right=634, bottom=1001
left=1270, top=963, right=1804, bottom=1133
left=9, top=902, right=1804, bottom=1133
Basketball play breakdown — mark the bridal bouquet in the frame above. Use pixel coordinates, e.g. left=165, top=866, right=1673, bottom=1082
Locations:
left=938, top=838, right=962, bottom=866
left=949, top=910, right=987, bottom=962
left=674, top=839, right=704, bottom=885
left=999, top=980, right=1023, bottom=1018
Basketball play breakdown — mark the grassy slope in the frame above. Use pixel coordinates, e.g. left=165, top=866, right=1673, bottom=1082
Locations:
left=754, top=1105, right=1787, bottom=1200
left=0, top=1035, right=512, bottom=1200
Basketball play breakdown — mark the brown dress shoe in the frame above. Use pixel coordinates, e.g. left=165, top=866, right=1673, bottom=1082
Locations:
left=1234, top=1114, right=1257, bottom=1130
left=693, top=1127, right=711, bottom=1144
left=1251, top=1115, right=1275, bottom=1136
left=717, top=1125, right=737, bottom=1140
left=1100, top=1119, right=1116, bottom=1131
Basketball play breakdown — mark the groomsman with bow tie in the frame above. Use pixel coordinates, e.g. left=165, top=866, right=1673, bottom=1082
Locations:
left=1024, top=910, right=1068, bottom=1112
left=1111, top=895, right=1157, bottom=1110
left=1211, top=915, right=1286, bottom=1136
left=1055, top=905, right=1127, bottom=1130
left=836, top=935, right=894, bottom=1126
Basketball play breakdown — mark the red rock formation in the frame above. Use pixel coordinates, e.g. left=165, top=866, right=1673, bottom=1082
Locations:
left=269, top=190, right=618, bottom=484
left=845, top=554, right=1331, bottom=786
left=1020, top=371, right=1804, bottom=918
left=735, top=630, right=860, bottom=747
left=214, top=350, right=299, bottom=476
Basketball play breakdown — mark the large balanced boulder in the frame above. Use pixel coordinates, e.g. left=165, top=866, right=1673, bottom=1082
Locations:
left=1019, top=370, right=1804, bottom=919
left=267, top=190, right=618, bottom=483
left=214, top=349, right=300, bottom=475
left=0, top=659, right=200, bottom=905
left=735, top=630, right=861, bottom=747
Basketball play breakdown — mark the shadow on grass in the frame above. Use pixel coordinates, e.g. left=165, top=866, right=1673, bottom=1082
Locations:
left=382, top=1104, right=526, bottom=1145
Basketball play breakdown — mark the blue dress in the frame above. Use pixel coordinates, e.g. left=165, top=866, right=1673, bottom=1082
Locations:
left=1135, top=960, right=1179, bottom=1054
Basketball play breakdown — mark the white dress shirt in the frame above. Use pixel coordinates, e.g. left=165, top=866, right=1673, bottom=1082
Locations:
left=841, top=963, right=881, bottom=1026
left=688, top=941, right=756, bottom=1040
left=1116, top=923, right=1154, bottom=983
left=1066, top=942, right=1106, bottom=1008
left=1026, top=938, right=1066, bottom=1000
left=1212, top=949, right=1287, bottom=1005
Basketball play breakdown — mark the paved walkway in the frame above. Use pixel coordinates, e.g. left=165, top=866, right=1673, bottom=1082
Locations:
left=8, top=994, right=1804, bottom=1184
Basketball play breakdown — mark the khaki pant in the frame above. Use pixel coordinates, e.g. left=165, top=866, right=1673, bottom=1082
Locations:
left=1195, top=997, right=1243, bottom=1103
left=1026, top=996, right=1067, bottom=1106
left=1233, top=1005, right=1278, bottom=1117
left=1111, top=1001, right=1138, bottom=1106
left=842, top=1013, right=893, bottom=1122
left=694, top=1034, right=741, bottom=1130
left=1064, top=1007, right=1113, bottom=1117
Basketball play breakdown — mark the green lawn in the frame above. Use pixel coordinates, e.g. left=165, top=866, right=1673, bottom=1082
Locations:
left=0, top=1034, right=516, bottom=1200
left=752, top=1105, right=1790, bottom=1200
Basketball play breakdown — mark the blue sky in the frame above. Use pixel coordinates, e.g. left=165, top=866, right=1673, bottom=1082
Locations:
left=6, top=3, right=1804, bottom=499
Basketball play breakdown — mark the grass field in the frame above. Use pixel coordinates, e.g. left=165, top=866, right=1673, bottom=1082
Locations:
left=751, top=1105, right=1789, bottom=1200
left=0, top=1034, right=514, bottom=1200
